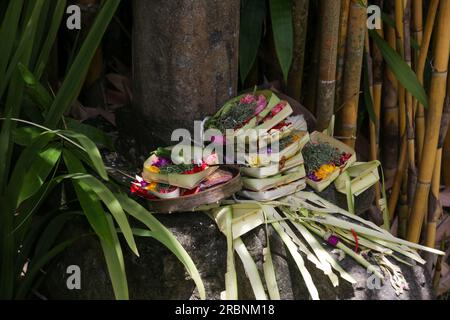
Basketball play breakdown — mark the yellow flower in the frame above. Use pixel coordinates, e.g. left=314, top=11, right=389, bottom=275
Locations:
left=315, top=164, right=336, bottom=180
left=146, top=182, right=158, bottom=191
left=147, top=165, right=160, bottom=173
left=247, top=154, right=260, bottom=167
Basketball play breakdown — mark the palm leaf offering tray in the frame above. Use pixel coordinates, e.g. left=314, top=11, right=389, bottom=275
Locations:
left=205, top=90, right=294, bottom=144
left=238, top=130, right=309, bottom=167
left=131, top=146, right=244, bottom=212
left=143, top=167, right=242, bottom=213
left=303, top=131, right=356, bottom=192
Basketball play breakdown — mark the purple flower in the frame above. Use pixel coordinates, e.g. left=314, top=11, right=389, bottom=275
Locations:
left=326, top=235, right=340, bottom=246
left=154, top=157, right=171, bottom=168
left=307, top=172, right=320, bottom=182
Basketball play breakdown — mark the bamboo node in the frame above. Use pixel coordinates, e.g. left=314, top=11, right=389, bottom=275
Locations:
left=431, top=70, right=448, bottom=77
left=333, top=135, right=357, bottom=140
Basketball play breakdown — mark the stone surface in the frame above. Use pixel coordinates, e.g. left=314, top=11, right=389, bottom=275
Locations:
left=43, top=188, right=433, bottom=300
left=131, top=0, right=240, bottom=154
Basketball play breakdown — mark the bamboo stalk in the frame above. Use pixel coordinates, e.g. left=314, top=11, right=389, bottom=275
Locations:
left=403, top=0, right=418, bottom=212
left=365, top=28, right=382, bottom=206
left=371, top=0, right=384, bottom=160
left=425, top=74, right=450, bottom=248
left=303, top=16, right=321, bottom=115
left=388, top=134, right=407, bottom=220
left=398, top=175, right=409, bottom=238
left=315, top=0, right=341, bottom=131
left=381, top=1, right=399, bottom=184
left=336, top=0, right=367, bottom=148
left=444, top=117, right=450, bottom=186
left=415, top=0, right=440, bottom=162
left=287, top=0, right=310, bottom=102
left=335, top=0, right=351, bottom=110
left=407, top=0, right=450, bottom=243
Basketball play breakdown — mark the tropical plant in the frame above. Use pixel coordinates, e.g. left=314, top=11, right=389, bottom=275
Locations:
left=0, top=0, right=204, bottom=300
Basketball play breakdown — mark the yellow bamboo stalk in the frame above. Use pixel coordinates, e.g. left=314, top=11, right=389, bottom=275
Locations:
left=336, top=0, right=367, bottom=148
left=407, top=0, right=450, bottom=243
left=412, top=0, right=423, bottom=65
left=315, top=0, right=341, bottom=131
left=425, top=73, right=450, bottom=248
left=415, top=0, right=440, bottom=162
left=335, top=0, right=351, bottom=110
left=387, top=0, right=409, bottom=219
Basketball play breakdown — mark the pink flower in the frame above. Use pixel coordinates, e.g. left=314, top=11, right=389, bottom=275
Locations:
left=240, top=94, right=256, bottom=104
left=254, top=95, right=267, bottom=115
left=211, top=135, right=226, bottom=145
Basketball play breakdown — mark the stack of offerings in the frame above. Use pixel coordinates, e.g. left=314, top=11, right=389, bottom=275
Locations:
left=206, top=90, right=310, bottom=201
left=238, top=126, right=310, bottom=201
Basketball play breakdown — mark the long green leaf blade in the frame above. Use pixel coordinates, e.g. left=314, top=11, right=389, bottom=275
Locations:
left=45, top=0, right=121, bottom=128
left=0, top=0, right=24, bottom=91
left=61, top=130, right=108, bottom=180
left=239, top=0, right=266, bottom=82
left=369, top=29, right=429, bottom=108
left=270, top=0, right=294, bottom=82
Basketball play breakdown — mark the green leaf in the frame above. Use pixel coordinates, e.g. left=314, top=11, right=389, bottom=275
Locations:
left=44, top=0, right=121, bottom=128
left=72, top=175, right=139, bottom=257
left=34, top=0, right=67, bottom=79
left=63, top=149, right=138, bottom=256
left=100, top=215, right=129, bottom=300
left=18, top=63, right=53, bottom=111
left=62, top=151, right=114, bottom=244
left=269, top=0, right=294, bottom=83
left=380, top=12, right=395, bottom=29
left=6, top=131, right=57, bottom=208
left=15, top=143, right=62, bottom=206
left=0, top=0, right=45, bottom=99
left=362, top=55, right=377, bottom=123
left=239, top=0, right=266, bottom=82
left=369, top=29, right=429, bottom=108
left=62, top=152, right=129, bottom=300
left=12, top=126, right=42, bottom=146
left=61, top=130, right=109, bottom=180
left=115, top=193, right=206, bottom=300
left=0, top=0, right=24, bottom=91
left=65, top=118, right=114, bottom=150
